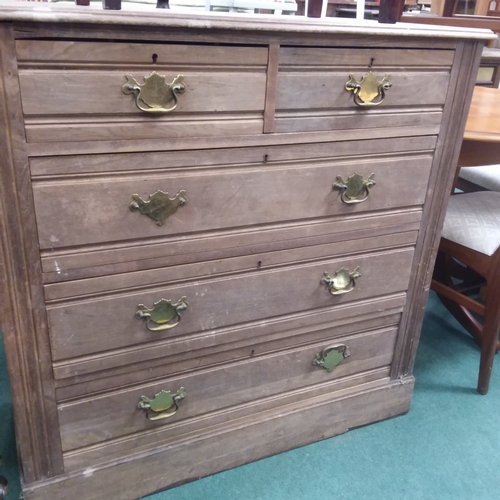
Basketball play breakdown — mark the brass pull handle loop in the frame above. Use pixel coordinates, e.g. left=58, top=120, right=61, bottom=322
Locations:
left=352, top=90, right=386, bottom=107
left=122, top=72, right=186, bottom=114
left=136, top=297, right=188, bottom=331
left=133, top=88, right=180, bottom=114
left=345, top=72, right=392, bottom=107
left=145, top=314, right=181, bottom=332
left=138, top=388, right=186, bottom=421
left=322, top=267, right=361, bottom=295
left=333, top=173, right=375, bottom=205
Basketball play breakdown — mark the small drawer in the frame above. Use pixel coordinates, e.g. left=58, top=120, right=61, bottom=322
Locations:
left=57, top=325, right=398, bottom=452
left=16, top=41, right=268, bottom=143
left=46, top=245, right=415, bottom=362
left=32, top=150, right=433, bottom=254
left=275, top=47, right=453, bottom=133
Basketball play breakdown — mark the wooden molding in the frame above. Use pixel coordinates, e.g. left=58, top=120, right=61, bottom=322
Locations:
left=0, top=24, right=64, bottom=482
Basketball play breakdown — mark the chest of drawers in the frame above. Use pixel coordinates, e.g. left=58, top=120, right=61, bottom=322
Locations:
left=0, top=5, right=491, bottom=499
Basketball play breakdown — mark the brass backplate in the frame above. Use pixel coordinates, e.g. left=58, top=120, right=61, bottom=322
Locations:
left=122, top=72, right=186, bottom=112
left=334, top=173, right=375, bottom=203
left=322, top=267, right=361, bottom=295
left=314, top=345, right=350, bottom=372
left=345, top=72, right=392, bottom=106
left=130, top=190, right=188, bottom=226
left=138, top=388, right=186, bottom=421
left=135, top=297, right=188, bottom=331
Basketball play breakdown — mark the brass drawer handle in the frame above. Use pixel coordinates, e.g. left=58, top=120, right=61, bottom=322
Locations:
left=136, top=297, right=188, bottom=331
left=333, top=173, right=375, bottom=204
left=138, top=388, right=186, bottom=421
left=313, top=345, right=350, bottom=372
left=122, top=72, right=186, bottom=113
left=345, top=72, right=392, bottom=107
left=322, top=268, right=361, bottom=295
left=130, top=189, right=188, bottom=226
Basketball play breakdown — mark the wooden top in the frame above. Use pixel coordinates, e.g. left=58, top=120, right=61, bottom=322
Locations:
left=464, top=86, right=500, bottom=142
left=0, top=2, right=494, bottom=39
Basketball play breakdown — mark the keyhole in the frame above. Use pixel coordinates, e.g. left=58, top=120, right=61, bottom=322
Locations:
left=257, top=261, right=262, bottom=268
left=368, top=57, right=375, bottom=68
left=250, top=350, right=255, bottom=357
left=263, top=154, right=269, bottom=163
left=152, top=53, right=158, bottom=64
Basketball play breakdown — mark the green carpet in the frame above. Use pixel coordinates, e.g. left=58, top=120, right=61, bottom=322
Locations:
left=1, top=292, right=499, bottom=500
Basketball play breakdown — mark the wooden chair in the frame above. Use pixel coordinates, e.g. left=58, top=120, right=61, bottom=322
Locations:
left=431, top=191, right=500, bottom=394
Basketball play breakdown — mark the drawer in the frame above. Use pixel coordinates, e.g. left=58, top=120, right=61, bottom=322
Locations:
left=32, top=151, right=433, bottom=253
left=57, top=325, right=398, bottom=452
left=16, top=41, right=268, bottom=143
left=46, top=245, right=415, bottom=361
left=53, top=293, right=406, bottom=395
left=275, top=47, right=453, bottom=133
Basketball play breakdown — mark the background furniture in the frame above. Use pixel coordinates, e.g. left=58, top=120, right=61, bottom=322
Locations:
left=0, top=4, right=491, bottom=500
left=476, top=47, right=500, bottom=87
left=456, top=86, right=500, bottom=189
left=431, top=86, right=500, bottom=394
left=401, top=12, right=500, bottom=47
left=431, top=192, right=500, bottom=394
left=205, top=0, right=297, bottom=13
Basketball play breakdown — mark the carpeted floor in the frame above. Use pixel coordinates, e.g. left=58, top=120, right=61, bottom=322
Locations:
left=1, top=291, right=499, bottom=500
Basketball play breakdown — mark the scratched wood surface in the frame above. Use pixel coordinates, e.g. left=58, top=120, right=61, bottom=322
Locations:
left=46, top=246, right=415, bottom=361
left=32, top=153, right=433, bottom=251
left=58, top=326, right=398, bottom=451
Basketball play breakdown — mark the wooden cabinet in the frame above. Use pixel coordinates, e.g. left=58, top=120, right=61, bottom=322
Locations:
left=0, top=5, right=491, bottom=500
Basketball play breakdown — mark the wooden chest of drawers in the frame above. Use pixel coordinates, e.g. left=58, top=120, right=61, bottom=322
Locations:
left=0, top=5, right=491, bottom=499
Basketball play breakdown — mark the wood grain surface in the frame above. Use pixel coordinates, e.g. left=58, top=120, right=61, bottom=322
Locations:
left=57, top=326, right=398, bottom=451
left=32, top=153, right=433, bottom=251
left=53, top=295, right=405, bottom=390
left=0, top=9, right=485, bottom=499
left=46, top=246, right=415, bottom=361
left=25, top=378, right=414, bottom=500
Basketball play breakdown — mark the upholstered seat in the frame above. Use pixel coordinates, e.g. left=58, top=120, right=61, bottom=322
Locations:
left=441, top=191, right=500, bottom=255
left=431, top=191, right=500, bottom=394
left=458, top=165, right=500, bottom=193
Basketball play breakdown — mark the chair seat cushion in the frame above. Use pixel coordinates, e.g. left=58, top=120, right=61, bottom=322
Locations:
left=459, top=165, right=500, bottom=191
left=442, top=191, right=500, bottom=256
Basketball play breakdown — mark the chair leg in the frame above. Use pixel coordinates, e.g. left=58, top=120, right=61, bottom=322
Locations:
left=477, top=286, right=500, bottom=394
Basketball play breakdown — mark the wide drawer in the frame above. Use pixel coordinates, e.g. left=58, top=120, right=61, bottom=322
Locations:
left=53, top=293, right=406, bottom=395
left=46, top=245, right=415, bottom=361
left=275, top=47, right=453, bottom=133
left=57, top=325, right=398, bottom=452
left=32, top=151, right=433, bottom=252
left=16, top=41, right=268, bottom=143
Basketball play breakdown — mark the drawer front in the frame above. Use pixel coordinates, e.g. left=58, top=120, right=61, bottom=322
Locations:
left=53, top=293, right=406, bottom=392
left=16, top=41, right=268, bottom=143
left=32, top=152, right=433, bottom=252
left=276, top=47, right=452, bottom=133
left=57, top=326, right=398, bottom=452
left=46, top=246, right=414, bottom=361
